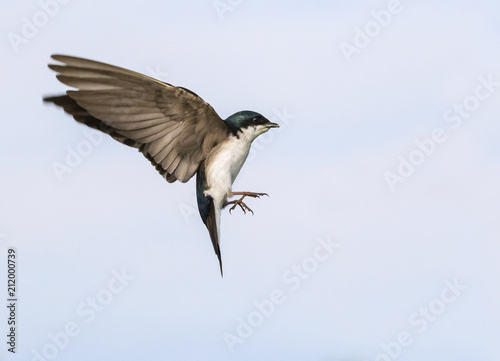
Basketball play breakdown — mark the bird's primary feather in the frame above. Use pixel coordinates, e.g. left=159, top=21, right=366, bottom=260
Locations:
left=44, top=55, right=230, bottom=183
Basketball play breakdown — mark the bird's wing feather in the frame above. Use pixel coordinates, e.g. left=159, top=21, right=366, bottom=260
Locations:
left=44, top=55, right=231, bottom=183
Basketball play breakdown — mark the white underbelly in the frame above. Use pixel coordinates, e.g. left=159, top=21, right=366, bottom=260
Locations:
left=205, top=136, right=251, bottom=204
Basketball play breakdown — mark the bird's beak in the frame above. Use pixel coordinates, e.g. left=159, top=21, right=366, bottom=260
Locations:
left=267, top=122, right=280, bottom=128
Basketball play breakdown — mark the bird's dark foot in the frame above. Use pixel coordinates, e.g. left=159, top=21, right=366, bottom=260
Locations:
left=223, top=192, right=269, bottom=215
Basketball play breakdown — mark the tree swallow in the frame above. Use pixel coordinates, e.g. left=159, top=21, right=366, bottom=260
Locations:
left=43, top=55, right=279, bottom=276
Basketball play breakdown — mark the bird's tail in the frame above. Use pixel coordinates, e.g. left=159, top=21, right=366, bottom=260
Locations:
left=206, top=201, right=223, bottom=276
left=196, top=164, right=223, bottom=276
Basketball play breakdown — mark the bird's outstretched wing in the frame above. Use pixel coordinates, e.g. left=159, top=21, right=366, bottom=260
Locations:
left=44, top=55, right=230, bottom=183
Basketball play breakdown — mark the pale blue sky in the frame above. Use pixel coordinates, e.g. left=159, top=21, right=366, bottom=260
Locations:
left=1, top=1, right=499, bottom=360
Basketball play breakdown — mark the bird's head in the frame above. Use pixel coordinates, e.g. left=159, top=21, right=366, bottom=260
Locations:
left=224, top=111, right=279, bottom=141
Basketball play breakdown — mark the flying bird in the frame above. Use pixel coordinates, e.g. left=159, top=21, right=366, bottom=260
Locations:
left=43, top=55, right=279, bottom=276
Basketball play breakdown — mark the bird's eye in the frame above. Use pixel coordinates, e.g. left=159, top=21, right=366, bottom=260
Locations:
left=252, top=117, right=260, bottom=124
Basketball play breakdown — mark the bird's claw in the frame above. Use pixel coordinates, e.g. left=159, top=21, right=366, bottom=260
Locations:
left=224, top=191, right=269, bottom=215
left=247, top=192, right=268, bottom=199
left=228, top=201, right=254, bottom=215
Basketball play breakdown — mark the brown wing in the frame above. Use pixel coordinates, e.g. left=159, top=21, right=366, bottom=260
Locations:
left=44, top=55, right=231, bottom=183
